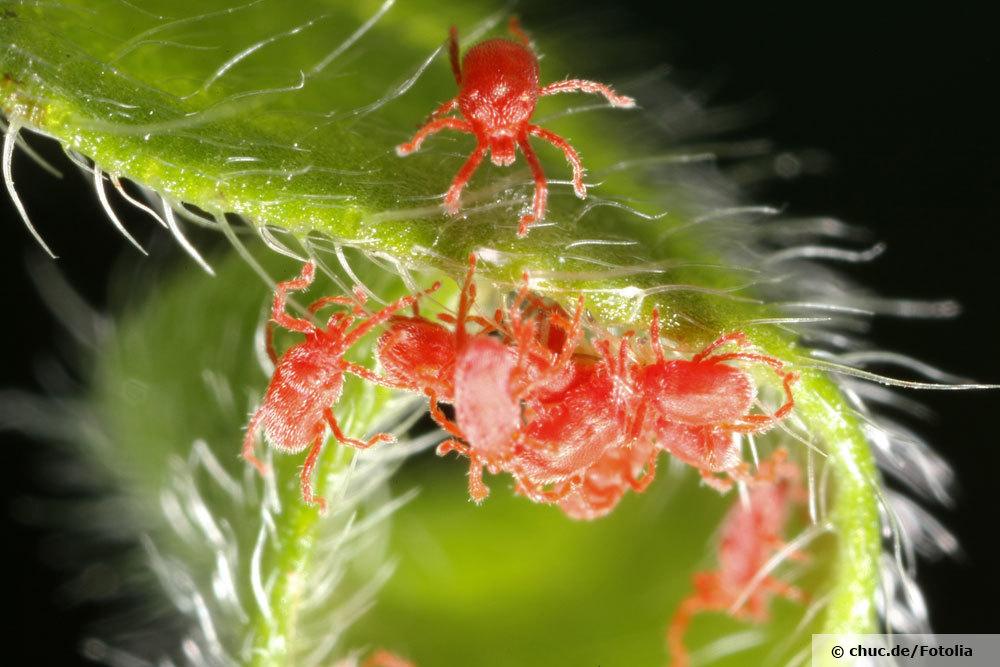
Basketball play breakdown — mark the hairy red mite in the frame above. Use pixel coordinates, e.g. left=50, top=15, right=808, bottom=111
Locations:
left=376, top=254, right=510, bottom=500
left=438, top=259, right=598, bottom=502
left=509, top=332, right=638, bottom=507
left=377, top=254, right=600, bottom=502
left=666, top=449, right=807, bottom=667
left=242, top=262, right=439, bottom=510
left=396, top=17, right=636, bottom=237
left=636, top=309, right=799, bottom=491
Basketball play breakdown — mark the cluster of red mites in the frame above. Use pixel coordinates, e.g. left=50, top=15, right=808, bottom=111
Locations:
left=243, top=256, right=797, bottom=519
left=378, top=255, right=797, bottom=519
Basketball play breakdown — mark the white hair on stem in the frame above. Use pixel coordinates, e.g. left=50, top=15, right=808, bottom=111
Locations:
left=161, top=199, right=215, bottom=275
left=3, top=121, right=57, bottom=257
left=110, top=176, right=169, bottom=228
left=0, top=116, right=63, bottom=178
left=93, top=167, right=148, bottom=254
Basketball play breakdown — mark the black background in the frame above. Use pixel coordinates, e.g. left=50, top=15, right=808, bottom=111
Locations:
left=2, top=3, right=998, bottom=664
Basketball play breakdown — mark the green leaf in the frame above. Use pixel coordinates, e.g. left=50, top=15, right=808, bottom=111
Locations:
left=2, top=0, right=883, bottom=664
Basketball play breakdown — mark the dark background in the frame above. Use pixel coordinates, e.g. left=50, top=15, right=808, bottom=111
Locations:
left=2, top=3, right=997, bottom=664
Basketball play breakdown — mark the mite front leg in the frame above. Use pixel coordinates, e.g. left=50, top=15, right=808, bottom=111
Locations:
left=516, top=136, right=548, bottom=237
left=443, top=143, right=487, bottom=214
left=396, top=117, right=471, bottom=156
left=540, top=78, right=636, bottom=108
left=529, top=125, right=586, bottom=199
left=272, top=262, right=319, bottom=334
left=428, top=97, right=459, bottom=122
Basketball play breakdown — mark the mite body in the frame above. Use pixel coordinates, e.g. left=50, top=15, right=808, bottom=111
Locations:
left=666, top=449, right=807, bottom=667
left=636, top=312, right=798, bottom=491
left=242, top=262, right=438, bottom=509
left=396, top=17, right=635, bottom=237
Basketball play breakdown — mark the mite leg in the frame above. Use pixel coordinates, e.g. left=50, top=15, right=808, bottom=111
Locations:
left=507, top=16, right=531, bottom=46
left=324, top=407, right=396, bottom=449
left=436, top=438, right=470, bottom=457
left=428, top=391, right=464, bottom=439
left=343, top=360, right=407, bottom=390
left=764, top=577, right=807, bottom=603
left=443, top=143, right=488, bottom=215
left=308, top=294, right=365, bottom=316
left=666, top=595, right=709, bottom=667
left=547, top=294, right=586, bottom=370
left=528, top=125, right=586, bottom=199
left=448, top=26, right=461, bottom=85
left=540, top=78, right=635, bottom=108
left=342, top=281, right=442, bottom=349
left=649, top=307, right=666, bottom=362
left=700, top=469, right=735, bottom=493
left=453, top=253, right=480, bottom=347
left=691, top=331, right=750, bottom=362
left=629, top=450, right=660, bottom=493
left=466, top=455, right=490, bottom=503
left=434, top=436, right=489, bottom=503
left=437, top=312, right=498, bottom=334
left=728, top=368, right=798, bottom=432
left=300, top=435, right=328, bottom=511
left=272, top=262, right=319, bottom=333
left=516, top=136, right=548, bottom=237
left=516, top=476, right=575, bottom=504
left=396, top=117, right=471, bottom=156
left=265, top=321, right=278, bottom=365
left=241, top=409, right=268, bottom=475
left=429, top=96, right=458, bottom=121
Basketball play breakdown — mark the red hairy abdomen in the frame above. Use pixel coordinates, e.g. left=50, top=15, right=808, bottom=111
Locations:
left=260, top=342, right=345, bottom=453
left=454, top=337, right=520, bottom=461
left=520, top=361, right=621, bottom=481
left=459, top=38, right=539, bottom=129
left=651, top=419, right=741, bottom=472
left=377, top=316, right=456, bottom=399
left=642, top=361, right=755, bottom=425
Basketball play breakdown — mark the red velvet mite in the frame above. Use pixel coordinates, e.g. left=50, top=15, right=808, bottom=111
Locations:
left=396, top=17, right=636, bottom=237
left=241, top=262, right=439, bottom=510
left=636, top=310, right=799, bottom=492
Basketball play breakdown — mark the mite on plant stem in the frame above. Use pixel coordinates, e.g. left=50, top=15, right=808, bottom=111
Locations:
left=242, top=261, right=440, bottom=510
left=666, top=448, right=808, bottom=667
left=636, top=310, right=799, bottom=492
left=377, top=254, right=598, bottom=503
left=395, top=17, right=636, bottom=237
